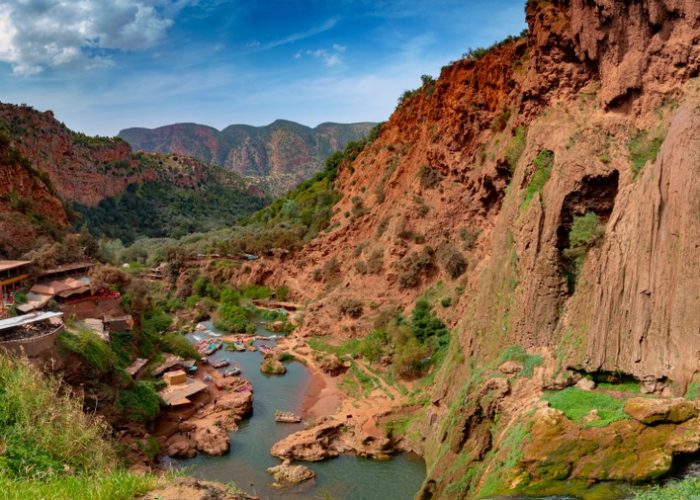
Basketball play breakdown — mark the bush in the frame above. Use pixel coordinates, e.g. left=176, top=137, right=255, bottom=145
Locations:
left=367, top=249, right=384, bottom=274
left=59, top=328, right=117, bottom=375
left=398, top=248, right=434, bottom=289
left=118, top=381, right=161, bottom=423
left=339, top=299, right=363, bottom=319
left=158, top=332, right=198, bottom=359
left=459, top=227, right=480, bottom=250
left=522, top=149, right=554, bottom=207
left=411, top=299, right=449, bottom=348
left=628, top=129, right=664, bottom=176
left=562, top=211, right=605, bottom=288
left=418, top=165, right=442, bottom=189
left=438, top=244, right=467, bottom=279
left=214, top=288, right=255, bottom=333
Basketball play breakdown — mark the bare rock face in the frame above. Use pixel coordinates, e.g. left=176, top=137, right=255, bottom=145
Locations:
left=194, top=426, right=230, bottom=456
left=271, top=420, right=345, bottom=461
left=624, top=398, right=698, bottom=424
left=267, top=462, right=316, bottom=486
left=165, top=434, right=196, bottom=459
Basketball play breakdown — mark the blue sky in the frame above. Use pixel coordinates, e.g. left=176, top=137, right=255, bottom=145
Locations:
left=0, top=0, right=526, bottom=136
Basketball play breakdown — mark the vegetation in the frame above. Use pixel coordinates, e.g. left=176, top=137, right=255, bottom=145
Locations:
left=418, top=165, right=443, bottom=189
left=627, top=129, right=664, bottom=177
left=542, top=387, right=628, bottom=427
left=159, top=332, right=199, bottom=359
left=339, top=298, right=364, bottom=318
left=75, top=172, right=266, bottom=244
left=521, top=149, right=554, bottom=208
left=633, top=478, right=700, bottom=499
left=117, top=381, right=161, bottom=423
left=214, top=288, right=255, bottom=333
left=504, top=125, right=527, bottom=172
left=497, top=345, right=543, bottom=378
left=438, top=244, right=467, bottom=279
left=59, top=328, right=117, bottom=375
left=562, top=211, right=605, bottom=289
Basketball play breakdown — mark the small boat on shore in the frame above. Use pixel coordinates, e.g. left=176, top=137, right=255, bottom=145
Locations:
left=224, top=366, right=241, bottom=377
left=211, top=360, right=230, bottom=369
left=275, top=410, right=302, bottom=423
left=205, top=342, right=223, bottom=356
left=259, top=345, right=273, bottom=355
left=234, top=341, right=246, bottom=351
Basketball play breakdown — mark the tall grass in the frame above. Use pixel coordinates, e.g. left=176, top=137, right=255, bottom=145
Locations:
left=0, top=355, right=116, bottom=478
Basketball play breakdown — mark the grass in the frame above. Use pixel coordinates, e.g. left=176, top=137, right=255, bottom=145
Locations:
left=504, top=125, right=527, bottom=172
left=687, top=382, right=700, bottom=400
left=159, top=332, right=199, bottom=359
left=627, top=129, right=664, bottom=176
left=118, top=381, right=162, bottom=423
left=597, top=381, right=639, bottom=393
left=633, top=477, right=700, bottom=499
left=59, top=328, right=117, bottom=375
left=477, top=423, right=529, bottom=498
left=0, top=355, right=117, bottom=479
left=497, top=345, right=543, bottom=378
left=521, top=149, right=554, bottom=209
left=0, top=470, right=163, bottom=500
left=542, top=387, right=628, bottom=427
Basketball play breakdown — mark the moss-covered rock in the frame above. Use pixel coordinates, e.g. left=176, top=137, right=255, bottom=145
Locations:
left=624, top=398, right=697, bottom=424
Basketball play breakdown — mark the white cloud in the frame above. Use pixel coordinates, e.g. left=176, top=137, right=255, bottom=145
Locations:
left=296, top=44, right=346, bottom=68
left=0, top=0, right=190, bottom=76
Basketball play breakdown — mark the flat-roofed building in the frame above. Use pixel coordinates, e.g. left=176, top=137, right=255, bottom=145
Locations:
left=0, top=260, right=32, bottom=313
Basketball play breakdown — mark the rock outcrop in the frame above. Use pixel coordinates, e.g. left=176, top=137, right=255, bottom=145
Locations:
left=267, top=462, right=315, bottom=486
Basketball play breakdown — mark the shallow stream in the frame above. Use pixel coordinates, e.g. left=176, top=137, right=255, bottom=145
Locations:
left=173, top=321, right=426, bottom=499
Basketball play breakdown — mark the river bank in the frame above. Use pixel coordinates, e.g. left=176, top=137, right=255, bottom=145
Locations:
left=160, top=321, right=425, bottom=499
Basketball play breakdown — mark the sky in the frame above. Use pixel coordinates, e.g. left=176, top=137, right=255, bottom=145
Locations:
left=0, top=0, right=527, bottom=136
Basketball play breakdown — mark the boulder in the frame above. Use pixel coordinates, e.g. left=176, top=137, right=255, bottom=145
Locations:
left=194, top=426, right=230, bottom=456
left=267, top=462, right=315, bottom=486
left=624, top=398, right=698, bottom=424
left=271, top=420, right=345, bottom=461
left=165, top=433, right=197, bottom=458
left=575, top=378, right=596, bottom=391
left=318, top=354, right=347, bottom=376
left=498, top=360, right=523, bottom=375
left=141, top=477, right=256, bottom=500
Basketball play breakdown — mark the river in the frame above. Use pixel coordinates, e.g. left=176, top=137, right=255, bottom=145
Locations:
left=173, top=322, right=426, bottom=499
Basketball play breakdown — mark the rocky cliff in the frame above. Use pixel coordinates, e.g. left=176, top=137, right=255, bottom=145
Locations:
left=118, top=120, right=376, bottom=195
left=224, top=0, right=700, bottom=496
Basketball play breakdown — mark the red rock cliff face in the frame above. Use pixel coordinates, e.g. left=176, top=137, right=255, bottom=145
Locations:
left=239, top=0, right=699, bottom=393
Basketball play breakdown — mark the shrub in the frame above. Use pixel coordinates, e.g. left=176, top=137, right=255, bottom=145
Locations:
left=158, top=333, right=199, bottom=359
left=438, top=244, right=467, bottom=279
left=562, top=211, right=605, bottom=288
left=522, top=149, right=554, bottom=207
left=398, top=248, right=434, bottom=289
left=214, top=288, right=255, bottom=333
left=441, top=297, right=452, bottom=308
left=411, top=299, right=449, bottom=347
left=459, top=227, right=480, bottom=250
left=59, top=328, right=117, bottom=375
left=418, top=165, right=442, bottom=189
left=322, top=257, right=340, bottom=279
left=367, top=249, right=384, bottom=274
left=504, top=125, right=527, bottom=172
left=118, top=381, right=161, bottom=423
left=275, top=286, right=290, bottom=301
left=339, top=299, right=363, bottom=319
left=628, top=129, right=664, bottom=176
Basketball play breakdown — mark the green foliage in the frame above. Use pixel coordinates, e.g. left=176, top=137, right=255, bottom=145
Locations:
left=627, top=129, right=664, bottom=176
left=214, top=288, right=255, bottom=333
left=504, top=125, right=527, bottom=172
left=497, top=345, right=544, bottom=378
left=542, top=387, right=628, bottom=427
left=562, top=212, right=605, bottom=288
left=118, top=381, right=161, bottom=423
left=521, top=149, right=554, bottom=208
left=633, top=477, right=700, bottom=499
left=75, top=173, right=266, bottom=244
left=159, top=332, right=199, bottom=359
left=411, top=299, right=449, bottom=347
left=0, top=470, right=161, bottom=500
left=241, top=284, right=273, bottom=300
left=477, top=423, right=528, bottom=498
left=440, top=297, right=452, bottom=308
left=597, top=381, right=640, bottom=393
left=59, top=329, right=117, bottom=375
left=687, top=383, right=700, bottom=401
left=0, top=355, right=116, bottom=479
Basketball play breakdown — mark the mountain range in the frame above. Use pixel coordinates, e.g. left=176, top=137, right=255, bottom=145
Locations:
left=118, top=120, right=376, bottom=196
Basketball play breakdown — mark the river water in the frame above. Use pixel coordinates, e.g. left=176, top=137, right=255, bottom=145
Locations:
left=174, top=322, right=426, bottom=499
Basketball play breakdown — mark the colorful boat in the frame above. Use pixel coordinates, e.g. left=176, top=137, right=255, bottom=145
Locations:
left=211, top=360, right=230, bottom=369
left=224, top=366, right=241, bottom=377
left=234, top=341, right=246, bottom=352
left=205, top=342, right=223, bottom=356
